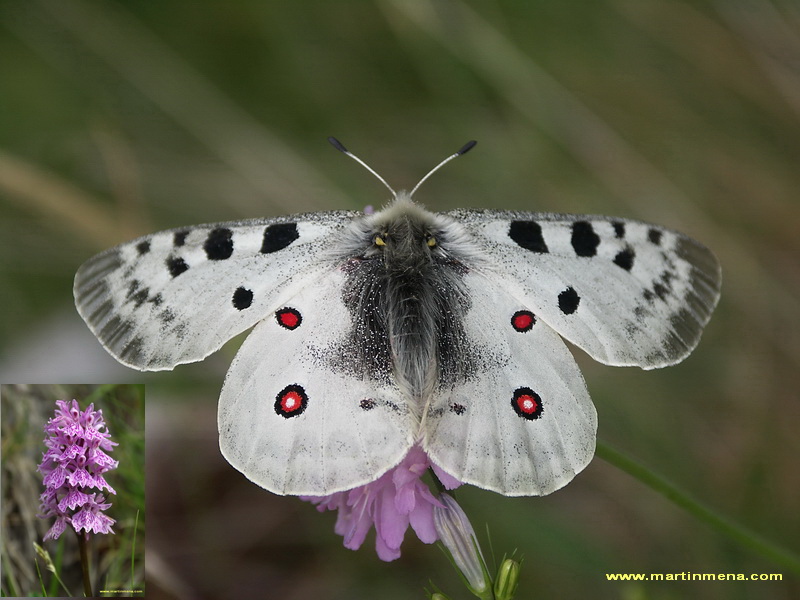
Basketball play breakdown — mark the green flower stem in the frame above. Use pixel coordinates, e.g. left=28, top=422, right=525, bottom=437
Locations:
left=77, top=531, right=93, bottom=597
left=596, top=441, right=800, bottom=575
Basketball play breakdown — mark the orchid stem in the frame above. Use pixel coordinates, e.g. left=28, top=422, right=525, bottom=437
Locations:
left=77, top=531, right=93, bottom=597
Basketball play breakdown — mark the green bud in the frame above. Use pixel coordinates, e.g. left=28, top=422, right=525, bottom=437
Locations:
left=429, top=593, right=452, bottom=600
left=494, top=558, right=521, bottom=600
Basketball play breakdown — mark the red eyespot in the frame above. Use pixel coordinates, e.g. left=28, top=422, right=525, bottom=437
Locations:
left=511, top=387, right=543, bottom=420
left=276, top=307, right=302, bottom=330
left=274, top=384, right=308, bottom=418
left=511, top=310, right=536, bottom=332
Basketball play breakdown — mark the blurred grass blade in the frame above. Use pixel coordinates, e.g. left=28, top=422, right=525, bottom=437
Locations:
left=0, top=150, right=124, bottom=247
left=32, top=0, right=349, bottom=213
left=33, top=542, right=73, bottom=597
left=716, top=0, right=800, bottom=119
left=380, top=0, right=693, bottom=222
left=597, top=442, right=800, bottom=575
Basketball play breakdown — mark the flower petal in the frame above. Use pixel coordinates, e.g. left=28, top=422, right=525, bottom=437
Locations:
left=431, top=463, right=463, bottom=490
left=375, top=488, right=408, bottom=552
left=43, top=517, right=68, bottom=541
left=374, top=532, right=402, bottom=562
left=409, top=498, right=438, bottom=544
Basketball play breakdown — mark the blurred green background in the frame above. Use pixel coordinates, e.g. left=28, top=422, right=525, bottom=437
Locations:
left=1, top=384, right=145, bottom=597
left=1, top=0, right=798, bottom=598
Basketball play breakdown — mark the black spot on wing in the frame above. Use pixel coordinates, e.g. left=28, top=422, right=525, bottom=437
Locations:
left=130, top=287, right=150, bottom=308
left=232, top=286, right=253, bottom=310
left=653, top=283, right=669, bottom=300
left=125, top=279, right=150, bottom=308
left=612, top=221, right=625, bottom=239
left=509, top=220, right=548, bottom=253
left=613, top=247, right=635, bottom=271
left=126, top=279, right=141, bottom=299
left=173, top=230, right=189, bottom=247
left=204, top=228, right=234, bottom=260
left=261, top=223, right=299, bottom=253
left=166, top=256, right=189, bottom=277
left=658, top=270, right=675, bottom=294
left=558, top=287, right=580, bottom=315
left=643, top=270, right=676, bottom=303
left=648, top=228, right=663, bottom=245
left=571, top=221, right=600, bottom=257
left=136, top=240, right=150, bottom=255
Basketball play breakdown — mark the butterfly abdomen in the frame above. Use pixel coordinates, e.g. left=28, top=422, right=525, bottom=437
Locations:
left=332, top=197, right=478, bottom=405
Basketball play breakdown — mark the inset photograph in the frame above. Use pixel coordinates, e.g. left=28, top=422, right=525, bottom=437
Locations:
left=1, top=384, right=145, bottom=597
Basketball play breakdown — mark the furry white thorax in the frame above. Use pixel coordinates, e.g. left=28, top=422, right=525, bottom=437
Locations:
left=332, top=194, right=480, bottom=409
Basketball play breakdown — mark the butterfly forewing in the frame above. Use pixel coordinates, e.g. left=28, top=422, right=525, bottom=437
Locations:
left=445, top=210, right=721, bottom=370
left=73, top=212, right=357, bottom=370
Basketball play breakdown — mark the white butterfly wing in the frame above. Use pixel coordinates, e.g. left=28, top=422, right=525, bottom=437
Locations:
left=218, top=268, right=416, bottom=496
left=423, top=271, right=596, bottom=496
left=444, top=210, right=721, bottom=369
left=74, top=212, right=357, bottom=370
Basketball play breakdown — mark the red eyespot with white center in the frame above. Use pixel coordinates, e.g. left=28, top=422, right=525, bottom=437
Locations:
left=511, top=387, right=543, bottom=420
left=275, top=307, right=302, bottom=330
left=511, top=310, right=536, bottom=332
left=274, top=384, right=308, bottom=418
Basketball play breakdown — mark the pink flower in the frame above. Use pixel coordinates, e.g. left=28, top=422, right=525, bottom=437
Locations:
left=38, top=399, right=118, bottom=541
left=302, top=445, right=461, bottom=561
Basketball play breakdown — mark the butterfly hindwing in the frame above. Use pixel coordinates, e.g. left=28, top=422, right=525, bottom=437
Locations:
left=73, top=212, right=357, bottom=370
left=423, top=271, right=597, bottom=496
left=445, top=210, right=721, bottom=369
left=217, top=268, right=416, bottom=496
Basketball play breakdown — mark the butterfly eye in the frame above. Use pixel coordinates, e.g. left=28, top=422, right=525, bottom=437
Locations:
left=374, top=234, right=386, bottom=247
left=427, top=236, right=437, bottom=248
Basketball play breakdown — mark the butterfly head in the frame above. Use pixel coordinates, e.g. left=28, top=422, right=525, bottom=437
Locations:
left=367, top=194, right=441, bottom=270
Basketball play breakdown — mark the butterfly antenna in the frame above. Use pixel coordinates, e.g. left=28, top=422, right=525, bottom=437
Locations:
left=328, top=137, right=397, bottom=199
left=409, top=140, right=477, bottom=198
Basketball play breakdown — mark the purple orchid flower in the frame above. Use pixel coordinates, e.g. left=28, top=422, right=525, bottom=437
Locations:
left=38, top=399, right=118, bottom=541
